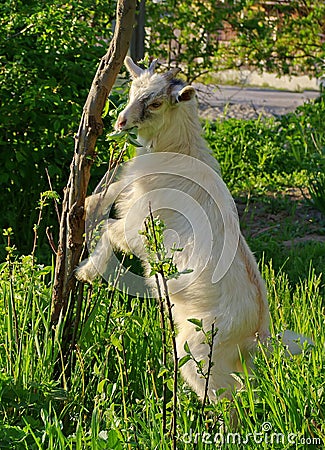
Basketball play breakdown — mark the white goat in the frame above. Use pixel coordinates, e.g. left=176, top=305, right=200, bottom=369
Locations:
left=76, top=57, right=311, bottom=401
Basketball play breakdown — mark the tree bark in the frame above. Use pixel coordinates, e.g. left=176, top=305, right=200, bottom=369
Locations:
left=51, top=0, right=137, bottom=323
left=130, top=0, right=146, bottom=62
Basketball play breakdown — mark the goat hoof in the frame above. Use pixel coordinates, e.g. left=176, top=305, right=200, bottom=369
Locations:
left=75, top=259, right=99, bottom=283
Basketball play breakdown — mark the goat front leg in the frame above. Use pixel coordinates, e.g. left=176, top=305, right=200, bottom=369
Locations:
left=85, top=179, right=125, bottom=220
left=75, top=218, right=131, bottom=283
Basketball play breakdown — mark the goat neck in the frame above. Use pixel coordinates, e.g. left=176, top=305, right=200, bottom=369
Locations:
left=139, top=98, right=205, bottom=157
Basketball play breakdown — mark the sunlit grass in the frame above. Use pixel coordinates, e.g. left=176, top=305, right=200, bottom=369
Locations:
left=0, top=253, right=324, bottom=448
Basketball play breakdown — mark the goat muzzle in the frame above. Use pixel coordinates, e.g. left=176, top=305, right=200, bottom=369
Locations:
left=116, top=115, right=127, bottom=131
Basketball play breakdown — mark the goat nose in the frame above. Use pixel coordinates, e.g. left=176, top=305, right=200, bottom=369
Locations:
left=117, top=116, right=127, bottom=130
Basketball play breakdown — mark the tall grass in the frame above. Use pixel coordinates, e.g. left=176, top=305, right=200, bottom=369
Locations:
left=0, top=250, right=324, bottom=448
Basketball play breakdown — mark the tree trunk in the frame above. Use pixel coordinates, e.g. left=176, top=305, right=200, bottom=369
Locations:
left=130, top=0, right=146, bottom=62
left=51, top=0, right=137, bottom=324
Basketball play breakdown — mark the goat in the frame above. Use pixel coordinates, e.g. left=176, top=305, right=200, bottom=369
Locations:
left=76, top=57, right=312, bottom=401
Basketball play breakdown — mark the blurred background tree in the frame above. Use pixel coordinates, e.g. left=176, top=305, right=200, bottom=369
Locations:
left=146, top=0, right=325, bottom=81
left=145, top=0, right=243, bottom=82
left=228, top=0, right=325, bottom=77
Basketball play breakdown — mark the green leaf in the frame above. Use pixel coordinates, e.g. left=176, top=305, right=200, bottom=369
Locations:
left=184, top=341, right=190, bottom=353
left=102, top=99, right=110, bottom=118
left=97, top=379, right=106, bottom=394
left=158, top=367, right=169, bottom=378
left=111, top=335, right=123, bottom=352
left=127, top=136, right=142, bottom=147
left=166, top=378, right=174, bottom=392
left=187, top=318, right=203, bottom=329
left=107, top=130, right=127, bottom=141
left=179, top=354, right=191, bottom=368
left=105, top=429, right=123, bottom=449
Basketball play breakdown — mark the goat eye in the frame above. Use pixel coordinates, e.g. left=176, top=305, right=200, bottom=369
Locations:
left=148, top=101, right=162, bottom=110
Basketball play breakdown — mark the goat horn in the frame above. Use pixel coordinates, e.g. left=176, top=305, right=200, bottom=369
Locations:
left=148, top=59, right=159, bottom=74
left=163, top=67, right=181, bottom=80
left=124, top=56, right=144, bottom=79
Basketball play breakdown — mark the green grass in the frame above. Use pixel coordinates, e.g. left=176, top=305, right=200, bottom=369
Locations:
left=0, top=97, right=324, bottom=448
left=0, top=257, right=324, bottom=449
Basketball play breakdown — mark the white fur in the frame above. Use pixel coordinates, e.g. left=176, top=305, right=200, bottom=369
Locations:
left=76, top=58, right=310, bottom=401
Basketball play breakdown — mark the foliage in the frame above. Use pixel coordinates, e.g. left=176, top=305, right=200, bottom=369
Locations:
left=279, top=97, right=325, bottom=215
left=0, top=0, right=117, bottom=257
left=146, top=0, right=244, bottom=82
left=308, top=172, right=325, bottom=215
left=205, top=96, right=325, bottom=202
left=230, top=0, right=325, bottom=77
left=205, top=116, right=285, bottom=193
left=146, top=0, right=325, bottom=81
left=140, top=215, right=192, bottom=280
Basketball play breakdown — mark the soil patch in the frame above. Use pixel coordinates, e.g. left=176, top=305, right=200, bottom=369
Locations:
left=236, top=189, right=325, bottom=245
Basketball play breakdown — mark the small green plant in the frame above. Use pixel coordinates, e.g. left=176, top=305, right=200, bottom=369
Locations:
left=140, top=210, right=184, bottom=449
left=182, top=319, right=218, bottom=415
left=140, top=213, right=193, bottom=281
left=32, top=190, right=60, bottom=262
left=308, top=172, right=325, bottom=216
left=3, top=228, right=16, bottom=261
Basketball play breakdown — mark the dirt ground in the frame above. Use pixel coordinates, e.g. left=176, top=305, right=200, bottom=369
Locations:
left=236, top=188, right=325, bottom=246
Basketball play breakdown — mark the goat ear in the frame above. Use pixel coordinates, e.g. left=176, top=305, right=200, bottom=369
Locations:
left=124, top=56, right=144, bottom=79
left=176, top=86, right=196, bottom=103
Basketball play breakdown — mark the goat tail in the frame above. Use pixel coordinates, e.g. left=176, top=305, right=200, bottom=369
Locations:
left=272, top=330, right=314, bottom=356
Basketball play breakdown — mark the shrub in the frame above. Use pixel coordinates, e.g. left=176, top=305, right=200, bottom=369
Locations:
left=0, top=0, right=116, bottom=259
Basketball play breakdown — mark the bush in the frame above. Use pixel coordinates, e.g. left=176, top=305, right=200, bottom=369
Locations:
left=205, top=96, right=325, bottom=203
left=0, top=0, right=116, bottom=259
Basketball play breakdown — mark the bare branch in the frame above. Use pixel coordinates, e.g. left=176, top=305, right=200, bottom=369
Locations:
left=51, top=0, right=137, bottom=323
